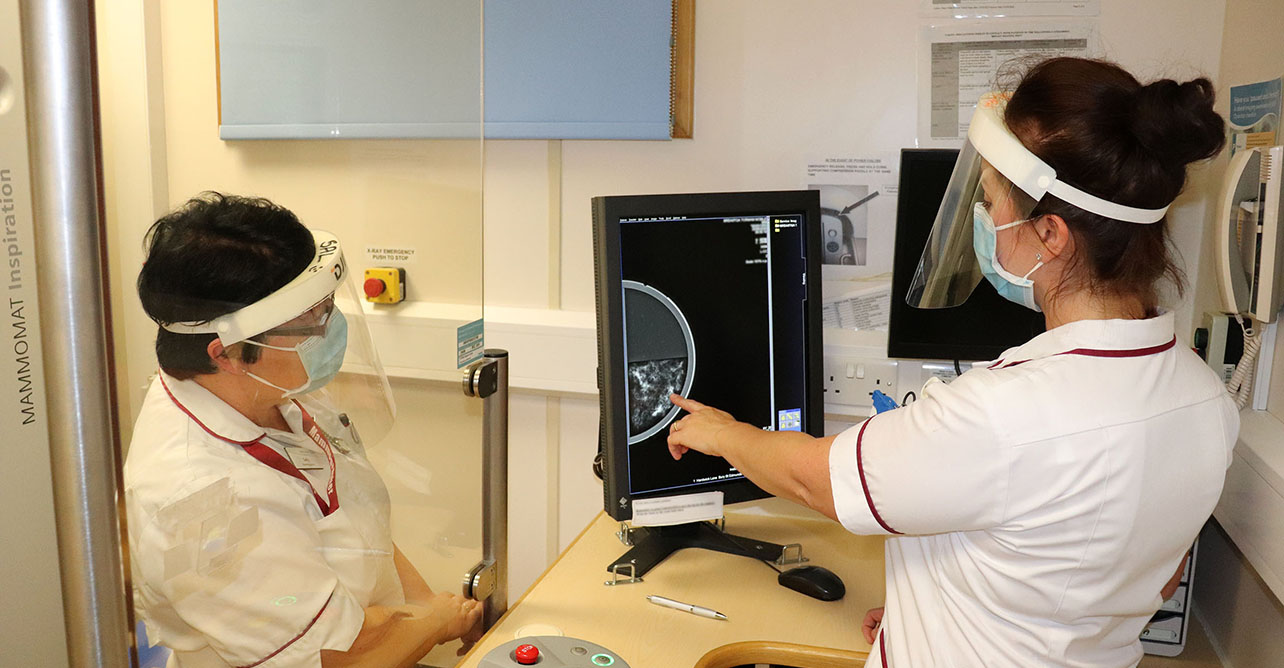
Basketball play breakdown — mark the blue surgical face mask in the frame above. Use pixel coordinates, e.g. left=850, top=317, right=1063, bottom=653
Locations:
left=972, top=202, right=1044, bottom=312
left=243, top=310, right=348, bottom=397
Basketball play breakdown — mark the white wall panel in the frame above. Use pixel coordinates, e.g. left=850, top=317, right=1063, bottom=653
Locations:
left=557, top=397, right=604, bottom=552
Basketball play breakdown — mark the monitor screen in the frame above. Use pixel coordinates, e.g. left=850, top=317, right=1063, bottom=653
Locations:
left=888, top=149, right=1045, bottom=362
left=593, top=191, right=823, bottom=521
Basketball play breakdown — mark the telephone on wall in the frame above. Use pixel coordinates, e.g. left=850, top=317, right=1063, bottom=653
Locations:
left=1216, top=145, right=1284, bottom=407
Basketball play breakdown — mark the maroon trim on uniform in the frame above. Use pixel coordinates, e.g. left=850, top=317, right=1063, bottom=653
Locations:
left=160, top=374, right=263, bottom=446
left=855, top=416, right=902, bottom=535
left=235, top=593, right=334, bottom=668
left=989, top=335, right=1177, bottom=370
left=161, top=374, right=337, bottom=517
left=241, top=442, right=336, bottom=517
left=880, top=628, right=889, bottom=666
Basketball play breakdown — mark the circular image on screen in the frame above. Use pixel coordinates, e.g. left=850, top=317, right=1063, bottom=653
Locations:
left=623, top=280, right=696, bottom=445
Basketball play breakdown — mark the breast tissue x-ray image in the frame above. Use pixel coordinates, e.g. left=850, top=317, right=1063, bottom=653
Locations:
left=619, top=214, right=806, bottom=496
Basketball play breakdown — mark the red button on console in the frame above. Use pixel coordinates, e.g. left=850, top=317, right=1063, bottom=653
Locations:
left=363, top=278, right=386, bottom=298
left=514, top=643, right=539, bottom=665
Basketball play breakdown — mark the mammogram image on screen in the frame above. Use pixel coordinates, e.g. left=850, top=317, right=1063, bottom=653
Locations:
left=616, top=213, right=803, bottom=496
left=623, top=280, right=695, bottom=444
left=629, top=358, right=688, bottom=435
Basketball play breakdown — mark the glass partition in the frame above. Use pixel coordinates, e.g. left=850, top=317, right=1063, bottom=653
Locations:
left=96, top=1, right=485, bottom=665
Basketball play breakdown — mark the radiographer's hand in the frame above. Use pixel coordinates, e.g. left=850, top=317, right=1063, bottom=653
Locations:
left=862, top=607, right=884, bottom=644
left=426, top=592, right=483, bottom=647
left=667, top=394, right=746, bottom=460
left=456, top=610, right=484, bottom=656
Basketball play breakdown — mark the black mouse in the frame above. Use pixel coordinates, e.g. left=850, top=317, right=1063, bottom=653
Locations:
left=778, top=565, right=846, bottom=601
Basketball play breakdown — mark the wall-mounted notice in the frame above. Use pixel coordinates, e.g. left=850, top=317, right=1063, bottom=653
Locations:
left=918, top=21, right=1096, bottom=146
left=920, top=0, right=1099, bottom=18
left=366, top=245, right=418, bottom=265
left=823, top=282, right=892, bottom=332
left=1228, top=77, right=1282, bottom=156
left=804, top=153, right=900, bottom=280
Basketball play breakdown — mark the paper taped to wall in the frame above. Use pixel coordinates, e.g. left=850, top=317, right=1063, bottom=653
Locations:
left=918, top=21, right=1097, bottom=146
left=823, top=282, right=892, bottom=331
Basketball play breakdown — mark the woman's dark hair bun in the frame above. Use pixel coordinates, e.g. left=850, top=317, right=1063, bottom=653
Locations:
left=1130, top=77, right=1225, bottom=166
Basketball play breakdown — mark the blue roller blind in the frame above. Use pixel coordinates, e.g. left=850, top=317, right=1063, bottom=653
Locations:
left=217, top=0, right=673, bottom=140
left=483, top=0, right=672, bottom=139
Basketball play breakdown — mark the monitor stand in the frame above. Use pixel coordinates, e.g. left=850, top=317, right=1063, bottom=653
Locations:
left=604, top=520, right=804, bottom=583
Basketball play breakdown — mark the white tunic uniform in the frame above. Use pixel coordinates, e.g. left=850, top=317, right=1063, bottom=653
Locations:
left=829, top=313, right=1237, bottom=667
left=125, top=372, right=404, bottom=668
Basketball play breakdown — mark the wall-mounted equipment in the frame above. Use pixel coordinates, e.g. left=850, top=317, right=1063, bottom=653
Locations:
left=363, top=267, right=406, bottom=304
left=1216, top=144, right=1283, bottom=407
left=1217, top=145, right=1284, bottom=322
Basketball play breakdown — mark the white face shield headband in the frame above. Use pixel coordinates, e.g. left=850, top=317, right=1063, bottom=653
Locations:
left=905, top=92, right=1173, bottom=310
left=161, top=230, right=346, bottom=344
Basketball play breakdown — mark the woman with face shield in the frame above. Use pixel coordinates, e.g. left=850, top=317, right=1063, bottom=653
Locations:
left=125, top=193, right=481, bottom=667
left=665, top=58, right=1237, bottom=667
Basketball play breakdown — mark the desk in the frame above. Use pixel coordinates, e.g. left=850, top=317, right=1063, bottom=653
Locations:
left=457, top=499, right=1223, bottom=668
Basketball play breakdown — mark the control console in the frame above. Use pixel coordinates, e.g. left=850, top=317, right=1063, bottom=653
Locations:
left=478, top=636, right=630, bottom=668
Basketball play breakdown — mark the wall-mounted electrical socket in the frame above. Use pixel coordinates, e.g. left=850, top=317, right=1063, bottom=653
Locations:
left=822, top=357, right=898, bottom=408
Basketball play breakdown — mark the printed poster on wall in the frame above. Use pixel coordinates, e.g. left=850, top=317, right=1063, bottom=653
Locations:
left=920, top=0, right=1099, bottom=18
left=918, top=21, right=1098, bottom=147
left=803, top=153, right=899, bottom=331
left=1228, top=77, right=1282, bottom=156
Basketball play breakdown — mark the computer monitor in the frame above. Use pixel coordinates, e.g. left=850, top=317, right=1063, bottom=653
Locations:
left=888, top=149, right=1045, bottom=361
left=593, top=191, right=823, bottom=570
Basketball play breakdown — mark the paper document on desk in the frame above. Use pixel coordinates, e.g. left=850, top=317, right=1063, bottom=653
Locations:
left=631, top=491, right=724, bottom=526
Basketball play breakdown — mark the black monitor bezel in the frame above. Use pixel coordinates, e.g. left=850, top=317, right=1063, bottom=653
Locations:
left=593, top=190, right=824, bottom=522
left=887, top=149, right=1046, bottom=362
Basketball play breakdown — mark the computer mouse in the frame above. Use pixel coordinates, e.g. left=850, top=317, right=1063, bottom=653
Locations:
left=778, top=565, right=846, bottom=601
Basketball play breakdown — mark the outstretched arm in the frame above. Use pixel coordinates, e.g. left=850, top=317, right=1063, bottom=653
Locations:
left=394, top=544, right=435, bottom=606
left=666, top=394, right=838, bottom=521
left=320, top=595, right=482, bottom=668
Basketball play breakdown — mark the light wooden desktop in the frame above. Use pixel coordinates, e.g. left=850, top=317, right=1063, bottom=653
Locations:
left=456, top=499, right=1222, bottom=668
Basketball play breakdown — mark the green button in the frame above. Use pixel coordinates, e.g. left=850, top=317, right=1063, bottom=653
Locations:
left=591, top=654, right=615, bottom=666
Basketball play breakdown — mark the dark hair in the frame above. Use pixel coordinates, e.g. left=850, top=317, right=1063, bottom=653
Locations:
left=1002, top=57, right=1225, bottom=312
left=138, top=192, right=316, bottom=379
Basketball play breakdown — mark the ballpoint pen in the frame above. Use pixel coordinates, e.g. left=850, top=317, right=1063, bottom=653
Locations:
left=646, top=595, right=728, bottom=620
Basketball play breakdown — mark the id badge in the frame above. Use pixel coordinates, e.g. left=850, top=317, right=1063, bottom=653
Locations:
left=284, top=446, right=327, bottom=471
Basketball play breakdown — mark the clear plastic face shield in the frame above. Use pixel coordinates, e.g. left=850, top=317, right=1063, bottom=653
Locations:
left=906, top=93, right=1171, bottom=309
left=163, top=231, right=396, bottom=446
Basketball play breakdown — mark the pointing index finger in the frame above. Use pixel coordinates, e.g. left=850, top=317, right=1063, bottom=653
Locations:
left=669, top=393, right=705, bottom=412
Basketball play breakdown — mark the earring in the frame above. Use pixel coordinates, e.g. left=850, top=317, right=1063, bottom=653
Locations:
left=1035, top=252, right=1043, bottom=261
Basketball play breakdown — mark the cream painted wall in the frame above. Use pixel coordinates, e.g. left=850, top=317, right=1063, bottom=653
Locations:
left=97, top=0, right=168, bottom=450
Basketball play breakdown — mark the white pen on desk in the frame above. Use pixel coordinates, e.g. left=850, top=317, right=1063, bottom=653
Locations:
left=646, top=595, right=728, bottom=620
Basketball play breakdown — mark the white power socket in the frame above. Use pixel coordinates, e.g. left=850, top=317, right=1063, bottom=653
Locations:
left=823, top=357, right=898, bottom=408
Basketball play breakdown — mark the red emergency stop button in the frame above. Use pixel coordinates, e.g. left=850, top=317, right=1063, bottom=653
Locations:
left=363, top=278, right=386, bottom=299
left=514, top=643, right=539, bottom=665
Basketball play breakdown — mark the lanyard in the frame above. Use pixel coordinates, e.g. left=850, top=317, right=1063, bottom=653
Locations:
left=241, top=403, right=340, bottom=517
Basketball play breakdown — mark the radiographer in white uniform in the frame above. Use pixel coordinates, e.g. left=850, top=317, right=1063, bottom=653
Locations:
left=665, top=57, right=1239, bottom=667
left=124, top=193, right=482, bottom=667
